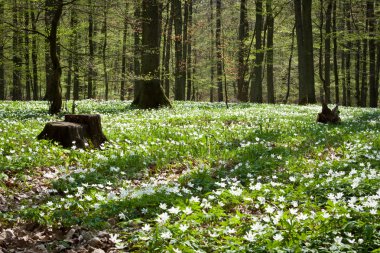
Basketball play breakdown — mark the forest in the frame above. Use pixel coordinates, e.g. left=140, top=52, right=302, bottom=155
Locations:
left=0, top=0, right=380, bottom=252
left=0, top=0, right=379, bottom=110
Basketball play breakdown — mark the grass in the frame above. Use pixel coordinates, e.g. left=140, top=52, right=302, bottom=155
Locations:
left=0, top=100, right=379, bottom=252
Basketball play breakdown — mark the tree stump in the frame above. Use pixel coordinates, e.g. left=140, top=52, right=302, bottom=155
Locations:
left=37, top=114, right=108, bottom=148
left=317, top=103, right=341, bottom=124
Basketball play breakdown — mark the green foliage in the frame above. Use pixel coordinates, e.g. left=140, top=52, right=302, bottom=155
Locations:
left=0, top=100, right=380, bottom=252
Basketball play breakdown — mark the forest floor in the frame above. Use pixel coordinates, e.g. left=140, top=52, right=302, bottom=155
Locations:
left=0, top=101, right=379, bottom=252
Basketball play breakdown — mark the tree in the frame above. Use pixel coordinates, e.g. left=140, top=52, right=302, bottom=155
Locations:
left=12, top=0, right=22, bottom=101
left=294, top=0, right=316, bottom=105
left=47, top=0, right=64, bottom=114
left=173, top=0, right=185, bottom=100
left=236, top=0, right=249, bottom=102
left=368, top=0, right=377, bottom=107
left=250, top=0, right=264, bottom=103
left=120, top=1, right=128, bottom=101
left=0, top=1, right=5, bottom=100
left=216, top=0, right=223, bottom=102
left=266, top=0, right=275, bottom=103
left=131, top=0, right=171, bottom=109
left=87, top=0, right=95, bottom=99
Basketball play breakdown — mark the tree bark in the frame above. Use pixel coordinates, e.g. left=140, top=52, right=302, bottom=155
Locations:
left=183, top=0, right=189, bottom=99
left=173, top=0, right=185, bottom=100
left=120, top=1, right=128, bottom=101
left=87, top=0, right=95, bottom=99
left=102, top=0, right=109, bottom=100
left=0, top=1, right=5, bottom=100
left=344, top=2, right=352, bottom=106
left=12, top=0, right=22, bottom=101
left=209, top=0, right=215, bottom=102
left=368, top=0, right=377, bottom=107
left=361, top=32, right=368, bottom=107
left=131, top=0, right=171, bottom=109
left=332, top=0, right=339, bottom=104
left=284, top=24, right=296, bottom=104
left=163, top=3, right=173, bottom=97
left=355, top=40, right=361, bottom=106
left=186, top=0, right=193, bottom=101
left=24, top=0, right=32, bottom=101
left=133, top=1, right=141, bottom=100
left=236, top=0, right=249, bottom=102
left=324, top=0, right=332, bottom=103
left=72, top=7, right=79, bottom=101
left=47, top=0, right=63, bottom=114
left=266, top=0, right=275, bottom=104
left=216, top=0, right=223, bottom=102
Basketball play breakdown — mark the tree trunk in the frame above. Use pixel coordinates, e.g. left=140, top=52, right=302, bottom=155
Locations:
left=72, top=8, right=79, bottom=101
left=44, top=0, right=53, bottom=101
left=324, top=0, right=332, bottom=103
left=102, top=0, right=109, bottom=100
left=0, top=1, right=5, bottom=100
left=355, top=40, right=361, bottom=106
left=183, top=0, right=189, bottom=99
left=368, top=0, right=377, bottom=107
left=24, top=0, right=32, bottom=101
left=341, top=51, right=346, bottom=106
left=209, top=0, right=215, bottom=102
left=285, top=24, right=296, bottom=104
left=66, top=8, right=76, bottom=101
left=236, top=0, right=249, bottom=102
left=133, top=2, right=141, bottom=100
left=120, top=1, right=128, bottom=101
left=332, top=0, right=339, bottom=104
left=173, top=0, right=185, bottom=100
left=48, top=0, right=63, bottom=114
left=266, top=0, right=275, bottom=103
left=344, top=3, right=352, bottom=106
left=361, top=33, right=368, bottom=107
left=186, top=0, right=193, bottom=101
left=164, top=3, right=173, bottom=97
left=131, top=0, right=171, bottom=109
left=12, top=0, right=22, bottom=101
left=216, top=0, right=223, bottom=102
left=30, top=4, right=39, bottom=100
left=87, top=0, right=94, bottom=99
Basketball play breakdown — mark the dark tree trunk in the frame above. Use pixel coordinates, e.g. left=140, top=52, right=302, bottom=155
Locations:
left=324, top=0, right=332, bottom=103
left=186, top=0, right=193, bottom=101
left=87, top=0, right=95, bottom=99
left=341, top=50, right=346, bottom=106
left=355, top=40, right=361, bottom=106
left=344, top=3, right=352, bottom=106
left=294, top=0, right=306, bottom=104
left=266, top=0, right=275, bottom=104
left=24, top=0, right=32, bottom=101
left=183, top=0, right=189, bottom=99
left=216, top=0, right=223, bottom=102
left=173, top=0, right=185, bottom=100
left=368, top=0, right=377, bottom=107
left=31, top=4, right=38, bottom=100
left=133, top=2, right=141, bottom=100
left=332, top=0, right=339, bottom=104
left=44, top=0, right=53, bottom=101
left=131, top=0, right=171, bottom=109
left=210, top=0, right=215, bottom=102
left=164, top=3, right=173, bottom=97
left=0, top=1, right=5, bottom=100
left=47, top=0, right=63, bottom=114
left=250, top=0, right=264, bottom=103
left=102, top=0, right=109, bottom=100
left=72, top=8, right=79, bottom=101
left=237, top=0, right=249, bottom=102
left=361, top=34, right=368, bottom=107
left=12, top=0, right=22, bottom=101
left=66, top=8, right=76, bottom=101
left=285, top=24, right=296, bottom=104
left=120, top=1, right=128, bottom=101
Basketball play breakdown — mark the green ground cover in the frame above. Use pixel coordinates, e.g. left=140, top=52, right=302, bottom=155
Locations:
left=0, top=101, right=379, bottom=252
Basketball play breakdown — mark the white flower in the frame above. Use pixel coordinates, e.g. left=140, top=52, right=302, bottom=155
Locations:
left=179, top=224, right=189, bottom=232
left=109, top=233, right=122, bottom=244
left=190, top=196, right=200, bottom=203
left=289, top=208, right=298, bottom=215
left=273, top=233, right=283, bottom=241
left=161, top=230, right=172, bottom=239
left=183, top=207, right=193, bottom=215
left=265, top=205, right=275, bottom=214
left=118, top=212, right=126, bottom=220
left=244, top=231, right=256, bottom=242
left=156, top=212, right=170, bottom=224
left=168, top=206, right=181, bottom=215
left=159, top=203, right=167, bottom=210
left=173, top=248, right=182, bottom=253
left=229, top=187, right=243, bottom=196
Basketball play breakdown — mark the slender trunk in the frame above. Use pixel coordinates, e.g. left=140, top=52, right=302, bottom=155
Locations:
left=341, top=51, right=346, bottom=106
left=237, top=0, right=248, bottom=102
left=88, top=0, right=94, bottom=99
left=324, top=0, right=332, bottom=103
left=12, top=0, right=22, bottom=100
left=355, top=40, right=361, bottom=106
left=72, top=9, right=79, bottom=101
left=210, top=0, right=215, bottom=102
left=133, top=2, right=141, bottom=100
left=0, top=1, right=5, bottom=100
left=121, top=1, right=128, bottom=101
left=266, top=0, right=275, bottom=104
left=48, top=0, right=63, bottom=114
left=345, top=3, right=352, bottom=106
left=66, top=9, right=76, bottom=101
left=173, top=0, right=185, bottom=100
left=250, top=0, right=263, bottom=103
left=186, top=0, right=193, bottom=101
left=368, top=0, right=377, bottom=107
left=285, top=24, right=296, bottom=104
left=24, top=0, right=32, bottom=101
left=183, top=0, right=189, bottom=99
left=44, top=0, right=52, bottom=100
left=102, top=0, right=109, bottom=100
left=332, top=0, right=339, bottom=104
left=318, top=0, right=325, bottom=102
left=164, top=3, right=173, bottom=97
left=216, top=0, right=223, bottom=102
left=361, top=35, right=368, bottom=107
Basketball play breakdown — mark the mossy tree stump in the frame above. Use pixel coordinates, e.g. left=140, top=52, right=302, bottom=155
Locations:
left=37, top=114, right=107, bottom=148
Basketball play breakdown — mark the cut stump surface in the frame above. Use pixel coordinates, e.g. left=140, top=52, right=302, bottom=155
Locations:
left=37, top=114, right=107, bottom=148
